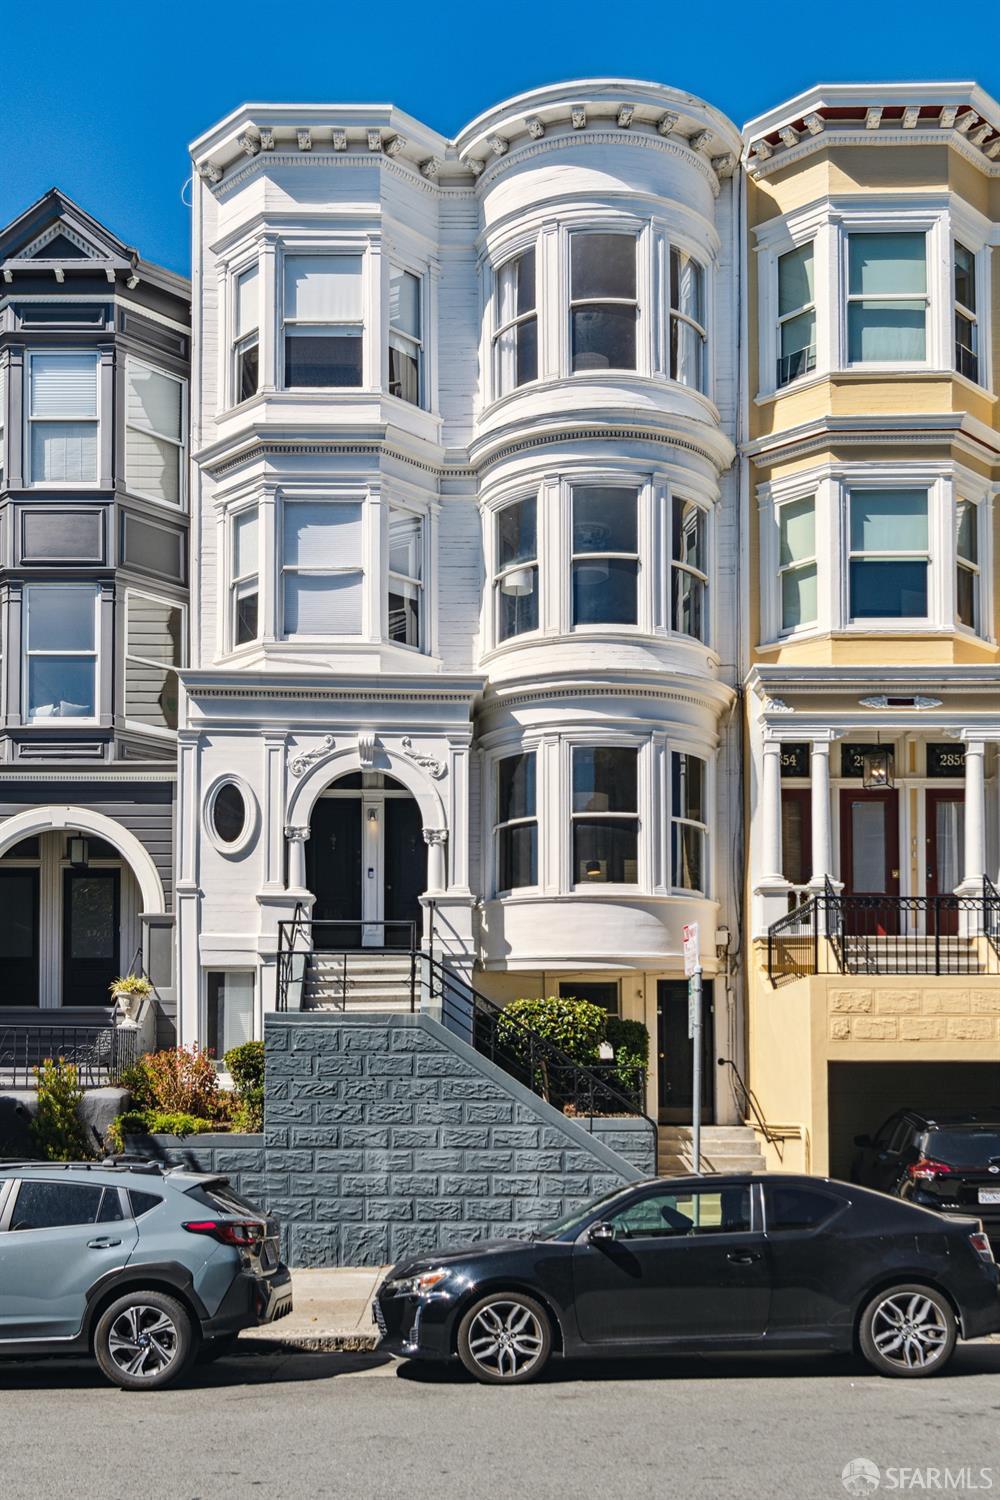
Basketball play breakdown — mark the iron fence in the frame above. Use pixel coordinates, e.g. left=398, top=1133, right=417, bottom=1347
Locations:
left=0, top=1023, right=140, bottom=1088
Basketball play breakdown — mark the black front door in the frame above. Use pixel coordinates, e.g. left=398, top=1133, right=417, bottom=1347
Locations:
left=384, top=797, right=425, bottom=948
left=657, top=980, right=714, bottom=1123
left=62, top=869, right=119, bottom=1007
left=0, top=870, right=39, bottom=1005
left=307, top=799, right=363, bottom=950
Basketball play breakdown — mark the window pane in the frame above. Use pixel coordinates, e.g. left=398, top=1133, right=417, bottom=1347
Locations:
left=850, top=490, right=927, bottom=552
left=31, top=423, right=97, bottom=484
left=956, top=500, right=977, bottom=564
left=237, top=339, right=259, bottom=402
left=573, top=487, right=637, bottom=554
left=207, top=972, right=255, bottom=1057
left=126, top=427, right=180, bottom=505
left=572, top=233, right=636, bottom=300
left=957, top=566, right=976, bottom=629
left=779, top=496, right=815, bottom=565
left=498, top=753, right=536, bottom=822
left=672, top=753, right=705, bottom=822
left=284, top=255, right=363, bottom=321
left=670, top=317, right=704, bottom=389
left=848, top=233, right=926, bottom=295
left=767, top=1186, right=836, bottom=1231
left=389, top=268, right=420, bottom=338
left=497, top=567, right=538, bottom=639
left=27, top=587, right=95, bottom=650
left=848, top=301, right=926, bottom=362
left=850, top=560, right=928, bottom=618
left=389, top=512, right=422, bottom=579
left=388, top=342, right=419, bottom=404
left=498, top=823, right=537, bottom=890
left=671, top=568, right=705, bottom=639
left=609, top=1187, right=749, bottom=1237
left=779, top=310, right=816, bottom=383
left=850, top=799, right=887, bottom=891
left=497, top=497, right=536, bottom=569
left=12, top=1181, right=104, bottom=1230
left=236, top=265, right=259, bottom=337
left=955, top=243, right=976, bottom=311
left=236, top=588, right=258, bottom=645
left=388, top=581, right=420, bottom=647
left=30, top=353, right=97, bottom=416
left=778, top=243, right=814, bottom=315
left=572, top=558, right=638, bottom=625
left=284, top=573, right=362, bottom=635
left=126, top=596, right=182, bottom=729
left=234, top=510, right=258, bottom=578
left=515, top=318, right=538, bottom=387
left=127, top=365, right=181, bottom=442
left=573, top=747, right=638, bottom=813
left=212, top=783, right=246, bottom=843
left=781, top=795, right=809, bottom=886
left=573, top=819, right=639, bottom=884
left=285, top=331, right=362, bottom=387
left=284, top=503, right=362, bottom=568
left=571, top=306, right=636, bottom=372
left=781, top=564, right=818, bottom=630
left=68, top=876, right=116, bottom=958
left=670, top=249, right=704, bottom=324
left=672, top=821, right=705, bottom=891
left=955, top=313, right=978, bottom=379
left=28, top=659, right=95, bottom=718
left=672, top=500, right=705, bottom=572
left=498, top=249, right=535, bottom=319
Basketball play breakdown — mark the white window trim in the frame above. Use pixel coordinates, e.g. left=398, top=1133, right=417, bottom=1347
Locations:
left=122, top=587, right=186, bottom=739
left=22, top=582, right=100, bottom=725
left=489, top=489, right=542, bottom=650
left=123, top=355, right=187, bottom=511
left=228, top=502, right=261, bottom=653
left=492, top=748, right=540, bottom=897
left=386, top=262, right=426, bottom=411
left=279, top=244, right=370, bottom=393
left=563, top=732, right=647, bottom=895
left=229, top=257, right=260, bottom=411
left=25, top=348, right=101, bottom=490
left=491, top=242, right=539, bottom=402
left=668, top=745, right=711, bottom=898
left=775, top=492, right=818, bottom=638
left=567, top=225, right=644, bottom=379
left=203, top=773, right=259, bottom=857
left=203, top=967, right=260, bottom=1054
left=385, top=502, right=427, bottom=653
left=278, top=490, right=369, bottom=643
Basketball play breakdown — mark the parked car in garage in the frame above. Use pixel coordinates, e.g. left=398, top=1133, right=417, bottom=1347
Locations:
left=373, top=1173, right=1000, bottom=1385
left=0, top=1159, right=292, bottom=1389
left=852, top=1110, right=1000, bottom=1248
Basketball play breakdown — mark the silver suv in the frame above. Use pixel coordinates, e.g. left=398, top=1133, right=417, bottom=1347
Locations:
left=0, top=1159, right=291, bottom=1390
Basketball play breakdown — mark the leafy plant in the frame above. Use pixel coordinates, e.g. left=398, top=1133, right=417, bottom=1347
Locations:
left=605, top=1017, right=650, bottom=1106
left=107, top=1109, right=216, bottom=1152
left=224, top=1040, right=265, bottom=1133
left=108, top=974, right=152, bottom=997
left=31, top=1059, right=92, bottom=1161
left=116, top=1059, right=157, bottom=1108
left=496, top=996, right=607, bottom=1103
left=141, top=1047, right=223, bottom=1118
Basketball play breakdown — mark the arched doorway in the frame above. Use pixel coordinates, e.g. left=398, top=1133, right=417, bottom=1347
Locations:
left=307, top=772, right=427, bottom=950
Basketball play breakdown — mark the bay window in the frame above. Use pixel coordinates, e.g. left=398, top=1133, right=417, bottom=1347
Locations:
left=233, top=264, right=259, bottom=403
left=282, top=501, right=363, bottom=637
left=670, top=499, right=707, bottom=640
left=571, top=485, right=638, bottom=627
left=125, top=360, right=184, bottom=506
left=849, top=489, right=928, bottom=619
left=231, top=508, right=259, bottom=647
left=283, top=255, right=363, bottom=388
left=29, top=352, right=98, bottom=484
left=387, top=508, right=423, bottom=648
left=669, top=249, right=706, bottom=390
left=776, top=242, right=815, bottom=386
left=571, top=747, right=639, bottom=885
left=388, top=267, right=422, bottom=405
left=495, top=752, right=537, bottom=891
left=494, top=497, right=538, bottom=641
left=570, top=233, right=637, bottom=372
left=956, top=500, right=979, bottom=630
left=494, top=248, right=537, bottom=394
left=24, top=584, right=98, bottom=720
left=125, top=592, right=183, bottom=731
left=847, top=233, right=927, bottom=363
left=954, top=243, right=978, bottom=383
left=778, top=495, right=817, bottom=631
left=671, top=752, right=707, bottom=893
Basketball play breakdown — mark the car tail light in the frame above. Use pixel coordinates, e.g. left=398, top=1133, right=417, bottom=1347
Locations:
left=969, top=1231, right=995, bottom=1262
left=182, top=1219, right=263, bottom=1248
left=907, top=1158, right=953, bottom=1182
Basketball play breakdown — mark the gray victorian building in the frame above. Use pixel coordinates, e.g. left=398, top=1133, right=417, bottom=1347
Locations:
left=0, top=190, right=189, bottom=1038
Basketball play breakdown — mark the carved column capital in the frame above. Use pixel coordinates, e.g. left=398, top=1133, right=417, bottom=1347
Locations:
left=284, top=826, right=311, bottom=843
left=423, top=828, right=448, bottom=847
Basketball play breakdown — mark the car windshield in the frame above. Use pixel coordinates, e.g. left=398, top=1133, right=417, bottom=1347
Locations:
left=924, top=1130, right=1000, bottom=1168
left=535, top=1185, right=637, bottom=1239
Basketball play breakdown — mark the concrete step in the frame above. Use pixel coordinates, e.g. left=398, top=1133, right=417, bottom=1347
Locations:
left=656, top=1123, right=766, bottom=1176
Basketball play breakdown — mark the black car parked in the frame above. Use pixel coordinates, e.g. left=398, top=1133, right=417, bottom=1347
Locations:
left=373, top=1173, right=1000, bottom=1384
left=852, top=1111, right=1000, bottom=1248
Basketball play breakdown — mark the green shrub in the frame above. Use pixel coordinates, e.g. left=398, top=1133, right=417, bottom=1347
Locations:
left=497, top=996, right=607, bottom=1103
left=31, top=1059, right=92, bottom=1161
left=605, top=1016, right=650, bottom=1105
left=116, top=1060, right=157, bottom=1109
left=224, top=1040, right=265, bottom=1133
left=107, top=1109, right=217, bottom=1153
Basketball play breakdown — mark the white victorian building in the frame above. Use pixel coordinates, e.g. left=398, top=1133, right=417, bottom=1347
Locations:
left=181, top=81, right=744, bottom=1123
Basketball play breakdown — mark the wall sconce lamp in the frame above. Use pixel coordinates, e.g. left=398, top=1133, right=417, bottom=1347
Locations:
left=367, top=807, right=379, bottom=830
left=862, top=746, right=894, bottom=790
left=68, top=835, right=90, bottom=868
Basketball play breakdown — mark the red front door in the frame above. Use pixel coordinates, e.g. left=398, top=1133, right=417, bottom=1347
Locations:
left=839, top=790, right=900, bottom=935
left=926, top=790, right=964, bottom=937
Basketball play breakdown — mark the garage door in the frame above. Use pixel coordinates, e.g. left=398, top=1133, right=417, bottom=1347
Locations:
left=828, top=1062, right=1000, bottom=1181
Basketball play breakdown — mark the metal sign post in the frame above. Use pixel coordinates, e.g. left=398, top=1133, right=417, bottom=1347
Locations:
left=683, top=923, right=702, bottom=1175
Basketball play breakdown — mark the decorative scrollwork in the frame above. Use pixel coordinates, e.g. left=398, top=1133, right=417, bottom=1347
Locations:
left=401, top=736, right=446, bottom=780
left=287, top=735, right=336, bottom=777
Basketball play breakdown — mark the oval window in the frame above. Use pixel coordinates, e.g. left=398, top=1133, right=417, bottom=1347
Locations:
left=212, top=782, right=247, bottom=844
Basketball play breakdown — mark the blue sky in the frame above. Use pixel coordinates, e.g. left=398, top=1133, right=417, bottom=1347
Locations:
left=3, top=2, right=996, bottom=276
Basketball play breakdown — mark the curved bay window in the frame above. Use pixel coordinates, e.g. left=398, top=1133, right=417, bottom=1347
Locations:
left=570, top=233, right=637, bottom=373
left=495, top=497, right=538, bottom=641
left=283, top=255, right=363, bottom=388
left=671, top=752, right=707, bottom=893
left=956, top=499, right=979, bottom=631
left=571, top=486, right=639, bottom=627
left=669, top=249, right=706, bottom=391
left=670, top=499, right=707, bottom=640
left=494, top=248, right=537, bottom=395
left=495, top=752, right=537, bottom=891
left=572, top=747, right=639, bottom=885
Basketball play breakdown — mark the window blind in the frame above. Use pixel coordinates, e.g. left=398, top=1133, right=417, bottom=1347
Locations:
left=284, top=256, right=363, bottom=322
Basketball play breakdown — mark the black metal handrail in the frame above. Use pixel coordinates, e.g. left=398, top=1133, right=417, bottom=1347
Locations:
left=276, top=915, right=418, bottom=1012
left=984, top=876, right=1000, bottom=953
left=717, top=1056, right=783, bottom=1162
left=0, top=1023, right=140, bottom=1089
left=767, top=890, right=819, bottom=985
left=423, top=955, right=657, bottom=1159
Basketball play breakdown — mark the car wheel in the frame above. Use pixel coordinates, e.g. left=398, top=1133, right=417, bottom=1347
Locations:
left=456, top=1292, right=552, bottom=1385
left=93, top=1291, right=194, bottom=1391
left=858, top=1284, right=956, bottom=1378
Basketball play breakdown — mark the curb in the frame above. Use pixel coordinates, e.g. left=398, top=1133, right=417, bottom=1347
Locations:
left=240, top=1330, right=382, bottom=1353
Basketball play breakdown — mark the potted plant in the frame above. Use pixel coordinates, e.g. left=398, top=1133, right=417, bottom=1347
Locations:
left=108, top=974, right=152, bottom=1025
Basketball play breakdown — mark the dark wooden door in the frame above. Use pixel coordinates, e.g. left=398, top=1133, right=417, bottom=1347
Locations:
left=62, top=869, right=119, bottom=1007
left=307, top=799, right=362, bottom=949
left=781, top=788, right=813, bottom=891
left=0, top=869, right=39, bottom=1005
left=839, top=790, right=900, bottom=936
left=384, top=799, right=425, bottom=949
left=657, top=980, right=714, bottom=1123
left=926, top=790, right=964, bottom=937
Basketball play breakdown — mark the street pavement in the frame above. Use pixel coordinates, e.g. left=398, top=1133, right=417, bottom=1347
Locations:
left=2, top=1342, right=999, bottom=1500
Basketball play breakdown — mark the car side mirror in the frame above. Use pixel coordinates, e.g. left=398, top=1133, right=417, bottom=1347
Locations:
left=854, top=1134, right=873, bottom=1148
left=588, top=1221, right=616, bottom=1245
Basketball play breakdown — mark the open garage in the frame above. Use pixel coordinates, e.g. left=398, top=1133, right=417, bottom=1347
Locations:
left=828, top=1062, right=1000, bottom=1181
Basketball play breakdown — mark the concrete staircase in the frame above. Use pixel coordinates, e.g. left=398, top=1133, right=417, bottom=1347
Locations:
left=657, top=1124, right=766, bottom=1177
left=305, top=951, right=415, bottom=1012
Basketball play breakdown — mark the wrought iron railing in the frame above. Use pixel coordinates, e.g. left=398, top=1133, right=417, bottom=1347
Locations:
left=276, top=915, right=418, bottom=1012
left=768, top=877, right=1000, bottom=983
left=717, top=1056, right=784, bottom=1162
left=0, top=1023, right=140, bottom=1089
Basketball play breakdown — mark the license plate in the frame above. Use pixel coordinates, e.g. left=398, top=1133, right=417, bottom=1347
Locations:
left=978, top=1188, right=1000, bottom=1205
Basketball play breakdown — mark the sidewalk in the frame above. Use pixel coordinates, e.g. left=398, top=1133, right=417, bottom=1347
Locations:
left=246, top=1267, right=390, bottom=1351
